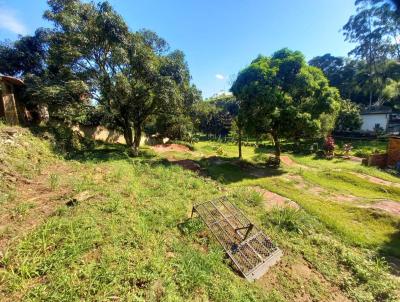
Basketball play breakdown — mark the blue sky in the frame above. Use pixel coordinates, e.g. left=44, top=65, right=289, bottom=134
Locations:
left=0, top=0, right=356, bottom=98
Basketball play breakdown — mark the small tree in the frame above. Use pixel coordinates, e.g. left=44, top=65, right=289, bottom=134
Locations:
left=231, top=49, right=341, bottom=164
left=335, top=99, right=362, bottom=131
left=324, top=135, right=335, bottom=159
left=229, top=115, right=244, bottom=159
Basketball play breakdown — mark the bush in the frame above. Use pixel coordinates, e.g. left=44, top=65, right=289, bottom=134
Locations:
left=263, top=207, right=314, bottom=235
left=45, top=123, right=96, bottom=154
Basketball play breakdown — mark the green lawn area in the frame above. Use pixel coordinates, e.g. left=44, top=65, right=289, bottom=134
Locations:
left=1, top=127, right=399, bottom=302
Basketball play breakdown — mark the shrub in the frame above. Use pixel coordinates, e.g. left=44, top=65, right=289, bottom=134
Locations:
left=263, top=207, right=312, bottom=234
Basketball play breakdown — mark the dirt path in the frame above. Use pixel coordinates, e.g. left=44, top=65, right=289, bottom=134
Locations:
left=280, top=155, right=310, bottom=170
left=252, top=186, right=300, bottom=210
left=281, top=173, right=400, bottom=217
left=152, top=144, right=192, bottom=153
left=0, top=163, right=75, bottom=253
left=351, top=172, right=400, bottom=188
left=258, top=254, right=351, bottom=302
left=359, top=200, right=400, bottom=217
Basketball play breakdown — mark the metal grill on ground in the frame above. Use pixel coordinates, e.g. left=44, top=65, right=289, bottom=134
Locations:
left=192, top=197, right=282, bottom=281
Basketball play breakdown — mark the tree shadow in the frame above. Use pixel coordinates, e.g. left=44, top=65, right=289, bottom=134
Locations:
left=197, top=156, right=286, bottom=184
left=379, top=224, right=400, bottom=276
left=65, top=143, right=157, bottom=163
left=68, top=146, right=129, bottom=163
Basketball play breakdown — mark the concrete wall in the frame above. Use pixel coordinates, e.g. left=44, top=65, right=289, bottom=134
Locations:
left=72, top=125, right=146, bottom=146
left=361, top=114, right=389, bottom=132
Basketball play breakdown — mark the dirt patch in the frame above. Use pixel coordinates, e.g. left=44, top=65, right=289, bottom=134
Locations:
left=0, top=163, right=75, bottom=253
left=349, top=156, right=363, bottom=163
left=258, top=256, right=350, bottom=302
left=359, top=200, right=400, bottom=217
left=281, top=155, right=294, bottom=166
left=252, top=186, right=300, bottom=210
left=333, top=194, right=360, bottom=203
left=152, top=144, right=192, bottom=153
left=168, top=159, right=201, bottom=173
left=352, top=172, right=400, bottom=188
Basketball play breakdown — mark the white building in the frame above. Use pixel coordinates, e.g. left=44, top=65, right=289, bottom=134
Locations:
left=360, top=107, right=392, bottom=132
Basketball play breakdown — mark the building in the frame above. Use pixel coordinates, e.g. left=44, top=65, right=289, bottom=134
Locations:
left=0, top=75, right=26, bottom=125
left=360, top=106, right=392, bottom=133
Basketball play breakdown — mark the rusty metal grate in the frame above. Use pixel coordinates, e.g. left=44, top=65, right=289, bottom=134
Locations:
left=192, top=197, right=282, bottom=281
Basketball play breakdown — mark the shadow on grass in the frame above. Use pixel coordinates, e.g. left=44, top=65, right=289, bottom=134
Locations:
left=67, top=143, right=158, bottom=163
left=198, top=156, right=286, bottom=184
left=380, top=225, right=400, bottom=276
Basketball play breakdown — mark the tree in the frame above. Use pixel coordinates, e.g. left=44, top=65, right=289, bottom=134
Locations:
left=193, top=94, right=239, bottom=138
left=103, top=45, right=191, bottom=155
left=231, top=49, right=341, bottom=164
left=309, top=54, right=346, bottom=88
left=229, top=112, right=245, bottom=159
left=335, top=99, right=363, bottom=131
left=44, top=0, right=195, bottom=155
left=343, top=0, right=400, bottom=106
left=0, top=29, right=48, bottom=77
left=310, top=53, right=400, bottom=107
left=152, top=84, right=202, bottom=141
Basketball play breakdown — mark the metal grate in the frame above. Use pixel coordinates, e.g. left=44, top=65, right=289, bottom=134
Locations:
left=192, top=197, right=282, bottom=281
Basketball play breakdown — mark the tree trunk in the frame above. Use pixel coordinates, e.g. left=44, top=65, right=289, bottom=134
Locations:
left=271, top=132, right=281, bottom=164
left=238, top=128, right=242, bottom=159
left=123, top=126, right=133, bottom=147
left=131, top=125, right=142, bottom=157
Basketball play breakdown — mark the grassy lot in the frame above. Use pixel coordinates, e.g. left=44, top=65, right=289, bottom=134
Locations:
left=0, top=126, right=399, bottom=301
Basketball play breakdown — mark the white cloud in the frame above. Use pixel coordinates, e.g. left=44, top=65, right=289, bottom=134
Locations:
left=215, top=74, right=225, bottom=80
left=0, top=7, right=28, bottom=35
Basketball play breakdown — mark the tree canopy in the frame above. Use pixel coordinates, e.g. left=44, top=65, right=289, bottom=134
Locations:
left=231, top=49, right=341, bottom=163
left=22, top=0, right=200, bottom=155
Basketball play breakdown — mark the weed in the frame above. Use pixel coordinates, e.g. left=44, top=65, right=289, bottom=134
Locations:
left=10, top=202, right=35, bottom=219
left=49, top=173, right=60, bottom=191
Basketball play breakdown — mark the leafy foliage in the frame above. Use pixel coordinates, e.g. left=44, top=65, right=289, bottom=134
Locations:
left=231, top=49, right=341, bottom=163
left=335, top=99, right=362, bottom=131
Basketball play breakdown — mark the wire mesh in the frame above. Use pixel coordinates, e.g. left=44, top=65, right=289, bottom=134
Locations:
left=193, top=197, right=282, bottom=280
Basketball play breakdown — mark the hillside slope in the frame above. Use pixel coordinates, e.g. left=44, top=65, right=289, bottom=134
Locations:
left=0, top=125, right=399, bottom=302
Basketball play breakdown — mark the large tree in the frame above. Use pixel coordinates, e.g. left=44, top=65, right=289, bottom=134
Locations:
left=310, top=54, right=400, bottom=107
left=0, top=29, right=48, bottom=77
left=193, top=94, right=239, bottom=138
left=343, top=0, right=400, bottom=106
left=231, top=49, right=341, bottom=164
left=43, top=0, right=195, bottom=155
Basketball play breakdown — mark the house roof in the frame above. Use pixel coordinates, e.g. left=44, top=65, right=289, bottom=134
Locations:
left=361, top=106, right=392, bottom=115
left=0, top=75, right=24, bottom=86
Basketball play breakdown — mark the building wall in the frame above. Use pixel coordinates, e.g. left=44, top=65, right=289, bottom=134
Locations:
left=361, top=114, right=389, bottom=132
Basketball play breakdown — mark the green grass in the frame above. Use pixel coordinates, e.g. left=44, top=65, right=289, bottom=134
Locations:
left=1, top=127, right=399, bottom=301
left=302, top=170, right=400, bottom=200
left=250, top=178, right=400, bottom=256
left=335, top=138, right=388, bottom=157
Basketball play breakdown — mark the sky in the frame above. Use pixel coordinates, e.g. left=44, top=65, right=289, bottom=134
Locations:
left=0, top=0, right=357, bottom=98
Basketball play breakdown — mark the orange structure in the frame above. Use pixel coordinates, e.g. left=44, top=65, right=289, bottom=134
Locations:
left=387, top=136, right=400, bottom=167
